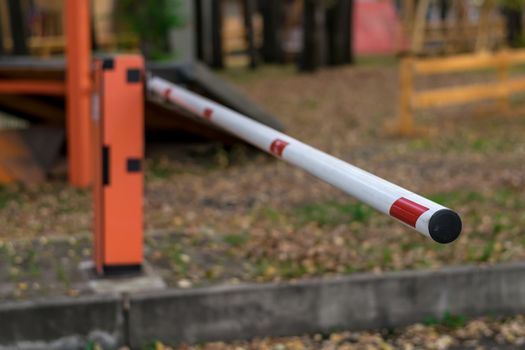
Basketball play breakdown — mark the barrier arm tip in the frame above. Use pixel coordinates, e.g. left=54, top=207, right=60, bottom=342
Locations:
left=428, top=209, right=462, bottom=244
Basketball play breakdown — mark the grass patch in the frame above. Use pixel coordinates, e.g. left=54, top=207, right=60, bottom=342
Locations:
left=260, top=207, right=283, bottom=223
left=409, top=134, right=516, bottom=154
left=425, top=311, right=467, bottom=329
left=84, top=341, right=103, bottom=350
left=277, top=261, right=308, bottom=279
left=253, top=258, right=309, bottom=279
left=382, top=247, right=393, bottom=266
left=494, top=189, right=525, bottom=209
left=302, top=98, right=319, bottom=110
left=492, top=217, right=512, bottom=235
left=478, top=240, right=495, bottom=263
left=428, top=191, right=484, bottom=207
left=222, top=232, right=250, bottom=247
left=356, top=55, right=398, bottom=67
left=164, top=243, right=190, bottom=275
left=408, top=138, right=433, bottom=151
left=23, top=249, right=40, bottom=277
left=293, top=200, right=373, bottom=227
left=220, top=64, right=296, bottom=84
left=55, top=263, right=70, bottom=289
left=0, top=186, right=18, bottom=209
left=146, top=158, right=174, bottom=179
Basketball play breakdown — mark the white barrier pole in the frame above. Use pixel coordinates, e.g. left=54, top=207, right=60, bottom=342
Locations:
left=147, top=76, right=462, bottom=243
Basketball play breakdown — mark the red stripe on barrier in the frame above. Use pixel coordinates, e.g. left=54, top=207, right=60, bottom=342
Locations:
left=203, top=108, right=213, bottom=120
left=389, top=197, right=429, bottom=227
left=161, top=87, right=200, bottom=116
left=270, top=139, right=289, bottom=157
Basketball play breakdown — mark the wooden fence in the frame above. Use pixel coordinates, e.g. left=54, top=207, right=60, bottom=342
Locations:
left=390, top=50, right=525, bottom=135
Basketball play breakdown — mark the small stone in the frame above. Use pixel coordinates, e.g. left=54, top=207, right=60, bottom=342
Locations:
left=335, top=235, right=346, bottom=246
left=178, top=279, right=192, bottom=288
left=9, top=267, right=19, bottom=277
left=67, top=289, right=80, bottom=297
left=173, top=216, right=184, bottom=227
left=435, top=335, right=454, bottom=350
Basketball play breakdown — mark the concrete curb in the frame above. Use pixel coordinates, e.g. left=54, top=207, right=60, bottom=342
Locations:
left=2, top=262, right=525, bottom=349
left=0, top=295, right=123, bottom=350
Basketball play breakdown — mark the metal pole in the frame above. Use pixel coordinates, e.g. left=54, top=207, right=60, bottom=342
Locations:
left=65, top=0, right=92, bottom=187
left=147, top=77, right=462, bottom=244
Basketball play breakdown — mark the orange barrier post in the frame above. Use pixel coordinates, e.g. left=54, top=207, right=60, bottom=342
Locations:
left=65, top=0, right=92, bottom=187
left=92, top=56, right=145, bottom=275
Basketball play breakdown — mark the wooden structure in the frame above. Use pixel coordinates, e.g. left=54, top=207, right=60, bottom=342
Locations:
left=391, top=49, right=525, bottom=135
left=0, top=0, right=138, bottom=57
left=222, top=6, right=263, bottom=67
left=402, top=0, right=506, bottom=55
left=0, top=58, right=283, bottom=183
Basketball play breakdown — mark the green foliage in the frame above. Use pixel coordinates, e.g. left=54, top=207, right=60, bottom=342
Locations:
left=147, top=157, right=174, bottom=179
left=499, top=0, right=525, bottom=10
left=164, top=243, right=189, bottom=275
left=116, top=0, right=184, bottom=60
left=0, top=186, right=18, bottom=209
left=425, top=312, right=467, bottom=329
left=222, top=232, right=250, bottom=247
left=0, top=186, right=9, bottom=209
left=428, top=191, right=483, bottom=207
left=478, top=240, right=495, bottom=262
left=84, top=341, right=102, bottom=350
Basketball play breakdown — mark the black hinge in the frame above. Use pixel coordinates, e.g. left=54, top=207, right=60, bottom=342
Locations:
left=102, top=146, right=110, bottom=186
left=127, top=68, right=141, bottom=83
left=127, top=158, right=142, bottom=173
left=102, top=58, right=114, bottom=70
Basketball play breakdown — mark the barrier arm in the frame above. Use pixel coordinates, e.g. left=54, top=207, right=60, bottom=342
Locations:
left=147, top=76, right=462, bottom=244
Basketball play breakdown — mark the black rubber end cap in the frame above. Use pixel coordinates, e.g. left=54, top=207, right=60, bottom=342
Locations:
left=428, top=209, right=462, bottom=244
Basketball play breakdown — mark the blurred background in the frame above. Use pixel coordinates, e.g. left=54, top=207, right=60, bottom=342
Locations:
left=2, top=0, right=525, bottom=349
left=0, top=0, right=519, bottom=65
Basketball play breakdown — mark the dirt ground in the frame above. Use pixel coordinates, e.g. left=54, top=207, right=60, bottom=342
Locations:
left=1, top=62, right=525, bottom=297
left=2, top=61, right=525, bottom=349
left=170, top=315, right=525, bottom=350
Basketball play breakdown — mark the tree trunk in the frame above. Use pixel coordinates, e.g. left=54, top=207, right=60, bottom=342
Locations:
left=0, top=8, right=5, bottom=55
left=503, top=7, right=522, bottom=48
left=194, top=0, right=204, bottom=61
left=261, top=0, right=284, bottom=63
left=7, top=0, right=28, bottom=55
left=243, top=0, right=258, bottom=69
left=210, top=0, right=224, bottom=68
left=299, top=0, right=325, bottom=71
left=326, top=0, right=354, bottom=66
